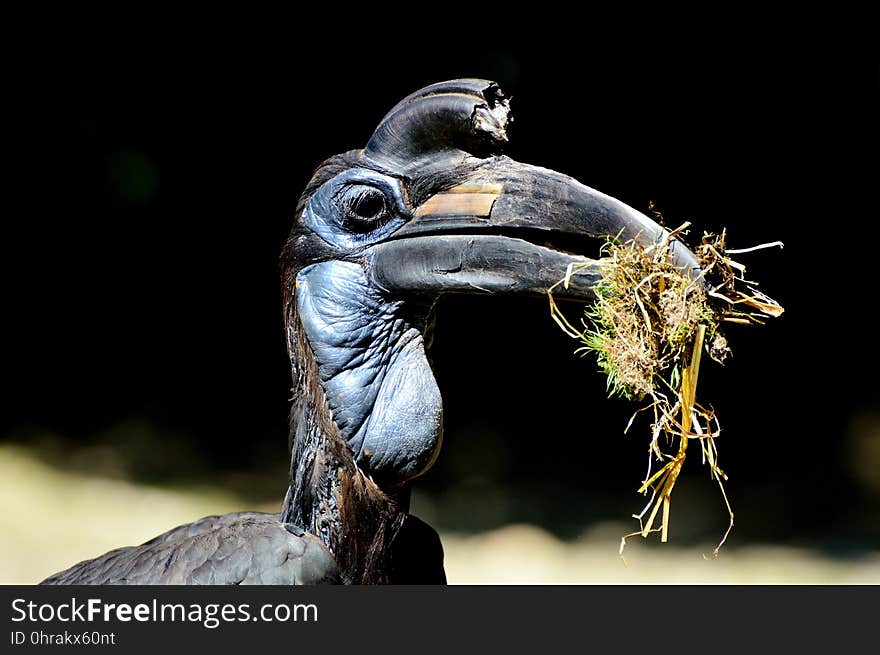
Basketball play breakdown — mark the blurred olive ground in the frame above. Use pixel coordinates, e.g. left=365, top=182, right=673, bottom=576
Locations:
left=3, top=445, right=878, bottom=584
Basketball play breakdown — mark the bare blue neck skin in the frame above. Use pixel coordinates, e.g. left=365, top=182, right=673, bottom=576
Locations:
left=295, top=260, right=443, bottom=485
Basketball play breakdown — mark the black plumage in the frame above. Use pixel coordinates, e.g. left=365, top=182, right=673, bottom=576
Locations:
left=42, top=513, right=337, bottom=585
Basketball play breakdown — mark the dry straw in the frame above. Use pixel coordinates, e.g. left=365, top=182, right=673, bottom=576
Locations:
left=547, top=223, right=783, bottom=561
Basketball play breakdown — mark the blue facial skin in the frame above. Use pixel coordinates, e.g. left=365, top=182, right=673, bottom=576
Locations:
left=296, top=262, right=442, bottom=483
left=301, top=169, right=409, bottom=252
left=295, top=169, right=443, bottom=484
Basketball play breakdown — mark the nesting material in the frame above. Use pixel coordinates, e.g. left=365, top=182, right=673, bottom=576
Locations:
left=547, top=223, right=783, bottom=561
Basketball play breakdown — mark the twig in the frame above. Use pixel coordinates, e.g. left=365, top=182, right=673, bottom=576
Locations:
left=725, top=241, right=784, bottom=254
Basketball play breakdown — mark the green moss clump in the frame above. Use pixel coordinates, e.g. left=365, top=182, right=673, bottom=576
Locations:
left=576, top=237, right=719, bottom=401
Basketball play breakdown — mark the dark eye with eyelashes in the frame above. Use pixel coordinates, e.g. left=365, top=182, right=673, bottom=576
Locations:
left=337, top=185, right=391, bottom=233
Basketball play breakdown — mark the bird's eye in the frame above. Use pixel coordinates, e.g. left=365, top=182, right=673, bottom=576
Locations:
left=338, top=186, right=390, bottom=232
left=353, top=192, right=385, bottom=219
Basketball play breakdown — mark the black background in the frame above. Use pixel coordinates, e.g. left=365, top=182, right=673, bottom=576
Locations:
left=5, top=29, right=878, bottom=550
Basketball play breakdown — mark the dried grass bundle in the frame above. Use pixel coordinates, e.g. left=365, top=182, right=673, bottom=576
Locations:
left=548, top=222, right=783, bottom=560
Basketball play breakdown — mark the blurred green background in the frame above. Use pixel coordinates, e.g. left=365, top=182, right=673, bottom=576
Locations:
left=4, top=43, right=878, bottom=583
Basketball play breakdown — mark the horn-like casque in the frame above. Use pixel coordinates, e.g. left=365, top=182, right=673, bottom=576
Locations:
left=363, top=79, right=511, bottom=177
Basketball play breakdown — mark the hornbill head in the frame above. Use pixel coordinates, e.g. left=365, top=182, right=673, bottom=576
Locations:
left=280, top=80, right=699, bottom=583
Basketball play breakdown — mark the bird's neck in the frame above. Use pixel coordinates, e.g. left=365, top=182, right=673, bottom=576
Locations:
left=281, top=312, right=406, bottom=584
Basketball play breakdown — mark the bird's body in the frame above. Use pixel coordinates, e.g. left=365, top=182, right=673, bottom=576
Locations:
left=42, top=512, right=337, bottom=585
left=42, top=79, right=700, bottom=585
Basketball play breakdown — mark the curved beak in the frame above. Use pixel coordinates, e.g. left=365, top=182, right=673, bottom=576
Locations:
left=365, top=157, right=700, bottom=301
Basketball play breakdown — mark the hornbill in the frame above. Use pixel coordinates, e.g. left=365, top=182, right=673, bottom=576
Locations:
left=42, top=79, right=699, bottom=585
